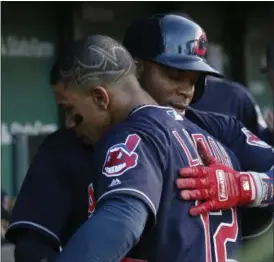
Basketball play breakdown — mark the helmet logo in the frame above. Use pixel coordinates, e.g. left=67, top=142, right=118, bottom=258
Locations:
left=193, top=31, right=207, bottom=57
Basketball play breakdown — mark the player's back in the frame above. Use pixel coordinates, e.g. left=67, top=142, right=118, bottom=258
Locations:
left=191, top=77, right=264, bottom=132
left=122, top=105, right=242, bottom=262
left=191, top=77, right=273, bottom=144
left=6, top=128, right=94, bottom=246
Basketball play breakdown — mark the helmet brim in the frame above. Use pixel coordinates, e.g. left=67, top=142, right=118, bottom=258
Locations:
left=153, top=54, right=223, bottom=78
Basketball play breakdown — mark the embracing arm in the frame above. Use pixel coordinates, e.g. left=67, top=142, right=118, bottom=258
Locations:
left=54, top=195, right=148, bottom=262
left=176, top=141, right=274, bottom=215
left=14, top=230, right=59, bottom=262
left=249, top=168, right=274, bottom=207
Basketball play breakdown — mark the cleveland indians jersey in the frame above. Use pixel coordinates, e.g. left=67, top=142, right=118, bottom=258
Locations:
left=91, top=105, right=243, bottom=262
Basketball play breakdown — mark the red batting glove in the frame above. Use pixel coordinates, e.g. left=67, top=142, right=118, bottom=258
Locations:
left=176, top=141, right=256, bottom=216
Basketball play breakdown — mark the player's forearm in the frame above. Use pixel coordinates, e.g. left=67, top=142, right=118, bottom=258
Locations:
left=54, top=195, right=148, bottom=262
left=248, top=168, right=274, bottom=207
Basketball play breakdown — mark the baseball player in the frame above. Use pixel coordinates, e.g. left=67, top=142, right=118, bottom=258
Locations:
left=52, top=34, right=243, bottom=262
left=122, top=13, right=274, bottom=241
left=174, top=12, right=271, bottom=144
left=6, top=14, right=274, bottom=262
left=184, top=40, right=274, bottom=238
left=52, top=35, right=274, bottom=262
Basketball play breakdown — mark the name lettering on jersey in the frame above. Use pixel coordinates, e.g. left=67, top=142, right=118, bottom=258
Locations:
left=192, top=134, right=233, bottom=168
left=191, top=134, right=213, bottom=157
left=242, top=127, right=272, bottom=149
left=173, top=130, right=202, bottom=167
left=173, top=129, right=233, bottom=168
left=88, top=183, right=96, bottom=217
left=216, top=142, right=233, bottom=168
left=102, top=134, right=141, bottom=177
left=208, top=137, right=226, bottom=165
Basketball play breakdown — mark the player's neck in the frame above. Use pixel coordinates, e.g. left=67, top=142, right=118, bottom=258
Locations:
left=110, top=88, right=157, bottom=124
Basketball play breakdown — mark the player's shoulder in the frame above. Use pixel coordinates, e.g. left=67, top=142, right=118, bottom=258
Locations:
left=93, top=105, right=172, bottom=176
left=186, top=107, right=236, bottom=125
left=128, top=105, right=186, bottom=136
left=126, top=105, right=180, bottom=131
left=39, top=128, right=84, bottom=151
left=186, top=107, right=239, bottom=135
left=43, top=127, right=76, bottom=143
left=207, top=77, right=253, bottom=100
left=96, top=105, right=177, bottom=151
left=31, top=128, right=93, bottom=166
left=129, top=104, right=183, bottom=123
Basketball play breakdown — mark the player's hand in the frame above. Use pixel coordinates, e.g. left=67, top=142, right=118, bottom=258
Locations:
left=176, top=141, right=255, bottom=216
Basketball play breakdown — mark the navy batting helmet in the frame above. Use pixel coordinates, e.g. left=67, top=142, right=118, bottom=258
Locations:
left=123, top=13, right=223, bottom=103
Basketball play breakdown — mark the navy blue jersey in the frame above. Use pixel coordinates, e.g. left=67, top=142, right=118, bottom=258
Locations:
left=6, top=128, right=94, bottom=247
left=6, top=109, right=273, bottom=253
left=192, top=77, right=273, bottom=144
left=186, top=108, right=274, bottom=239
left=91, top=105, right=242, bottom=262
left=186, top=108, right=274, bottom=172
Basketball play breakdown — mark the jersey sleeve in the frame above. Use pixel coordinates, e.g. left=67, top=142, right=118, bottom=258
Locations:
left=206, top=115, right=274, bottom=172
left=92, top=129, right=168, bottom=220
left=6, top=138, right=72, bottom=246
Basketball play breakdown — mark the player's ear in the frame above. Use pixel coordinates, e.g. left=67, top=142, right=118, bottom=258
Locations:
left=89, top=86, right=109, bottom=110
